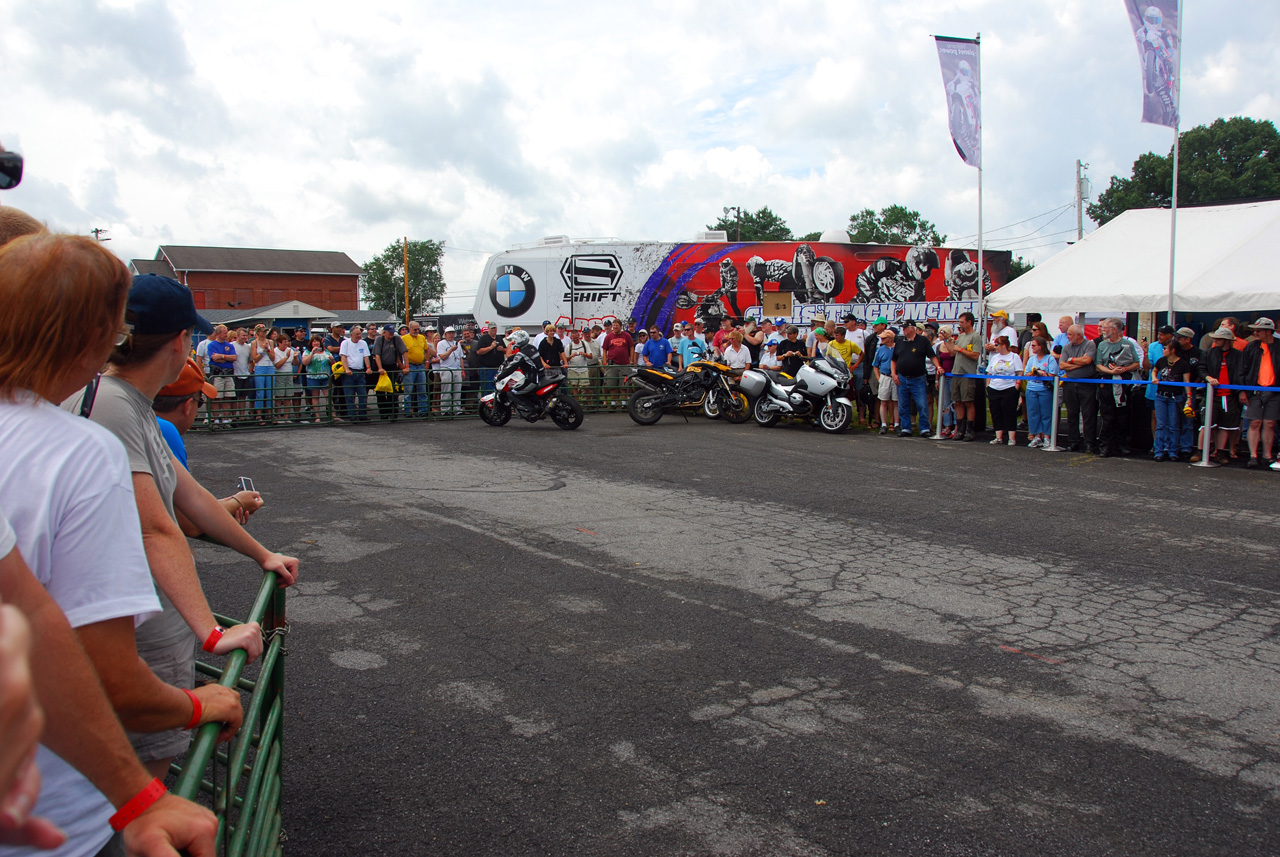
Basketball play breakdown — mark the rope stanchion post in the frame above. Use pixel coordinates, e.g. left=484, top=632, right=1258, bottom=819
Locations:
left=1043, top=375, right=1066, bottom=452
left=933, top=373, right=947, bottom=440
left=1192, top=379, right=1218, bottom=468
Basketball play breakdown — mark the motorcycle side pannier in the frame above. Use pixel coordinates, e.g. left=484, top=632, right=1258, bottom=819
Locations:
left=738, top=369, right=768, bottom=399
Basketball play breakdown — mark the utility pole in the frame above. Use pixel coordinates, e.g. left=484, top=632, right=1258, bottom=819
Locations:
left=90, top=227, right=110, bottom=242
left=402, top=237, right=410, bottom=322
left=1075, top=160, right=1090, bottom=242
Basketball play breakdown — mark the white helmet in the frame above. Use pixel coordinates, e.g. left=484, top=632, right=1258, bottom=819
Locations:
left=1144, top=5, right=1162, bottom=26
left=957, top=60, right=973, bottom=78
left=506, top=329, right=530, bottom=349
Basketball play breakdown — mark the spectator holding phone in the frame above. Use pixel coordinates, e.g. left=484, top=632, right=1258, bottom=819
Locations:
left=65, top=272, right=300, bottom=782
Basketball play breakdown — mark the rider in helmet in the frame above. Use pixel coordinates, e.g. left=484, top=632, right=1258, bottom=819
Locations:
left=855, top=247, right=936, bottom=303
left=501, top=328, right=544, bottom=403
left=905, top=246, right=940, bottom=282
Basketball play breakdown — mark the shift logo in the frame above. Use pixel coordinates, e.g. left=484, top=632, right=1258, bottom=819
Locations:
left=561, top=255, right=622, bottom=302
left=490, top=264, right=536, bottom=318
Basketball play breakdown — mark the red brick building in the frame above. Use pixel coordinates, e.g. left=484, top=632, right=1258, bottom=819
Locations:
left=130, top=245, right=362, bottom=311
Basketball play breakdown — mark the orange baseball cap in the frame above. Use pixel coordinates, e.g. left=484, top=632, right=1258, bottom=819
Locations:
left=159, top=357, right=217, bottom=399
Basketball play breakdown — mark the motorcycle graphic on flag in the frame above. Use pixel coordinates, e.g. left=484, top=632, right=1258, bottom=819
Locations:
left=1125, top=1, right=1180, bottom=128
left=935, top=36, right=981, bottom=169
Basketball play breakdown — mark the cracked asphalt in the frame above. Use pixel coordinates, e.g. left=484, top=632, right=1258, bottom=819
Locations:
left=188, top=413, right=1280, bottom=856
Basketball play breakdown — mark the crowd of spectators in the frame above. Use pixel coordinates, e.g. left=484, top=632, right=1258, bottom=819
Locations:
left=0, top=209, right=299, bottom=855
left=185, top=305, right=1280, bottom=471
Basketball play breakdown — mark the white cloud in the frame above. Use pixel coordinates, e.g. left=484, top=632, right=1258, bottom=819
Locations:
left=0, top=0, right=1277, bottom=312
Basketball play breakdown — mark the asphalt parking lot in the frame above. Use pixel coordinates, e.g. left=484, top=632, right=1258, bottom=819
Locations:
left=190, top=413, right=1280, bottom=856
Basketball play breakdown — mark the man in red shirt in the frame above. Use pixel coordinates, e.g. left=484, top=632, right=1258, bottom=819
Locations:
left=712, top=317, right=734, bottom=355
left=602, top=319, right=634, bottom=406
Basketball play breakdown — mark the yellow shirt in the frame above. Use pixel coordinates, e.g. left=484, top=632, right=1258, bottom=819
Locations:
left=402, top=333, right=429, bottom=365
left=826, top=338, right=861, bottom=366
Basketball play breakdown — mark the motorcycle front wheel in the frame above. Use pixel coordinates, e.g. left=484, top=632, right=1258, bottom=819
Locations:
left=479, top=399, right=511, bottom=426
left=724, top=390, right=752, bottom=424
left=752, top=394, right=781, bottom=428
left=627, top=390, right=664, bottom=426
left=818, top=400, right=852, bottom=434
left=550, top=396, right=584, bottom=430
left=703, top=388, right=726, bottom=420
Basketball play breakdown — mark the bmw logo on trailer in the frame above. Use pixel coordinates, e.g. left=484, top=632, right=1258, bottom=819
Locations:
left=490, top=264, right=536, bottom=318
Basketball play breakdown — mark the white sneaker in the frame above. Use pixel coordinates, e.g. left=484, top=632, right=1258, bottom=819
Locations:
left=989, top=436, right=1004, bottom=445
left=1271, top=460, right=1280, bottom=472
left=1028, top=437, right=1042, bottom=449
left=1007, top=436, right=1017, bottom=446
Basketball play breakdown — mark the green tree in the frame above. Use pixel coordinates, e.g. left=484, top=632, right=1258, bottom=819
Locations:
left=1008, top=255, right=1034, bottom=281
left=360, top=239, right=445, bottom=319
left=1087, top=117, right=1280, bottom=225
left=847, top=205, right=946, bottom=246
left=707, top=206, right=792, bottom=241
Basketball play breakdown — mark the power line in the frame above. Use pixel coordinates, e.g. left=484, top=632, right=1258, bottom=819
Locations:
left=980, top=208, right=1075, bottom=247
left=445, top=246, right=500, bottom=255
left=948, top=202, right=1074, bottom=244
left=995, top=237, right=1079, bottom=253
left=990, top=227, right=1080, bottom=248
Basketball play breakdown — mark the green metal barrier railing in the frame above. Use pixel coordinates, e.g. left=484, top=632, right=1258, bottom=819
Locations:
left=172, top=572, right=287, bottom=857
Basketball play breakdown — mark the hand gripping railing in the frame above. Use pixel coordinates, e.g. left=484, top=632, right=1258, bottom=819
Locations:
left=171, top=571, right=287, bottom=857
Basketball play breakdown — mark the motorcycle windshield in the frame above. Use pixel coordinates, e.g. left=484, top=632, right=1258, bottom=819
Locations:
left=817, top=358, right=849, bottom=383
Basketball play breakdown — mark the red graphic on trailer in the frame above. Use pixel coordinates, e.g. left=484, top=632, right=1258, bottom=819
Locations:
left=630, top=242, right=1010, bottom=332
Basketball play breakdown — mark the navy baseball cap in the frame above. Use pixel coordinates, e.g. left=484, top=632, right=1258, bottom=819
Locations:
left=383, top=324, right=395, bottom=332
left=128, top=275, right=213, bottom=335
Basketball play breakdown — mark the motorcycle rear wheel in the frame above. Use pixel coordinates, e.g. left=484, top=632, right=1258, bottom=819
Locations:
left=479, top=399, right=511, bottom=426
left=627, top=390, right=664, bottom=426
left=818, top=400, right=851, bottom=433
left=550, top=396, right=584, bottom=430
left=724, top=390, right=752, bottom=424
left=752, top=394, right=781, bottom=428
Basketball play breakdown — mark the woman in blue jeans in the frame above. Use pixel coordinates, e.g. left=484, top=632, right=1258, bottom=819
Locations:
left=1152, top=341, right=1193, bottom=461
left=248, top=324, right=275, bottom=422
left=1023, top=336, right=1059, bottom=448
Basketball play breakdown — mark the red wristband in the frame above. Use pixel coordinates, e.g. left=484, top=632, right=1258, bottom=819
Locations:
left=202, top=625, right=226, bottom=652
left=109, top=778, right=167, bottom=831
left=183, top=688, right=202, bottom=730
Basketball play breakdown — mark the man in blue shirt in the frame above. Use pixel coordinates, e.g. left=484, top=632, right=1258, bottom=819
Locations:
left=642, top=325, right=674, bottom=370
left=676, top=324, right=708, bottom=370
left=204, top=326, right=238, bottom=425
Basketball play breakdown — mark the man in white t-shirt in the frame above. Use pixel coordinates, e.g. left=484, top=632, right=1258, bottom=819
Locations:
left=339, top=326, right=372, bottom=421
left=432, top=326, right=465, bottom=414
left=231, top=327, right=253, bottom=421
left=193, top=325, right=220, bottom=373
left=986, top=310, right=1019, bottom=355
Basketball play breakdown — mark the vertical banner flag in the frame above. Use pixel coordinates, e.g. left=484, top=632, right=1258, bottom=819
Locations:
left=935, top=36, right=981, bottom=168
left=1124, top=1, right=1180, bottom=128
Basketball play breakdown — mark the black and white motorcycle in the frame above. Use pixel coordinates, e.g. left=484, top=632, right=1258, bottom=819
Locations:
left=478, top=330, right=584, bottom=430
left=738, top=351, right=853, bottom=433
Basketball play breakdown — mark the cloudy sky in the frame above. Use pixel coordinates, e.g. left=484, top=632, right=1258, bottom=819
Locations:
left=2, top=0, right=1276, bottom=311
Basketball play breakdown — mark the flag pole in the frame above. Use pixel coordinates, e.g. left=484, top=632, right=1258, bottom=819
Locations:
left=975, top=32, right=985, bottom=341
left=1165, top=10, right=1183, bottom=327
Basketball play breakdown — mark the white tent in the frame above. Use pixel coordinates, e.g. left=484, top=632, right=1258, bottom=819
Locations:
left=986, top=199, right=1280, bottom=314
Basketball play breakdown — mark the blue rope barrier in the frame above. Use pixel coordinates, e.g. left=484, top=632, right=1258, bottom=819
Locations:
left=942, top=373, right=1280, bottom=394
